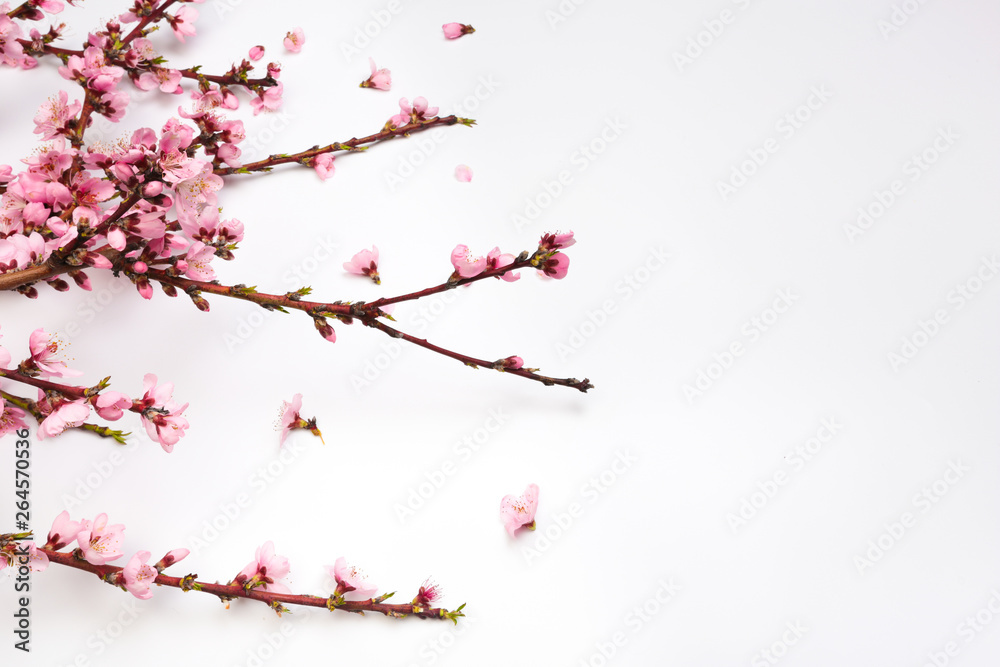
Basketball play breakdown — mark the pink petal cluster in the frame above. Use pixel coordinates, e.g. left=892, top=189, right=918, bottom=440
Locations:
left=122, top=551, right=157, bottom=599
left=45, top=510, right=83, bottom=550
left=38, top=399, right=90, bottom=439
left=283, top=27, right=305, bottom=53
left=442, top=23, right=475, bottom=39
left=77, top=513, right=125, bottom=565
left=328, top=556, right=378, bottom=600
left=33, top=91, right=81, bottom=140
left=234, top=541, right=291, bottom=594
left=360, top=57, right=391, bottom=90
left=451, top=244, right=520, bottom=282
left=135, top=373, right=189, bottom=452
left=500, top=483, right=539, bottom=537
left=389, top=96, right=439, bottom=129
left=343, top=246, right=380, bottom=284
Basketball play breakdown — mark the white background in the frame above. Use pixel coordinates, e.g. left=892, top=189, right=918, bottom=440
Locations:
left=2, top=0, right=1000, bottom=665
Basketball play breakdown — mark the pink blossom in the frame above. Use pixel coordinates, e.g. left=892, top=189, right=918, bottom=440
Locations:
left=343, top=246, right=380, bottom=284
left=0, top=541, right=48, bottom=573
left=249, top=45, right=264, bottom=61
left=38, top=400, right=90, bottom=439
left=538, top=252, right=570, bottom=279
left=28, top=329, right=82, bottom=378
left=328, top=556, right=378, bottom=600
left=312, top=153, right=335, bottom=180
left=154, top=548, right=189, bottom=572
left=33, top=91, right=81, bottom=140
left=136, top=67, right=182, bottom=94
left=0, top=399, right=27, bottom=437
left=283, top=27, right=305, bottom=53
left=97, top=90, right=130, bottom=121
left=168, top=5, right=198, bottom=42
left=251, top=82, right=283, bottom=115
left=389, top=96, right=439, bottom=128
left=123, top=551, right=157, bottom=599
left=234, top=541, right=291, bottom=594
left=539, top=230, right=576, bottom=251
left=277, top=393, right=323, bottom=446
left=412, top=578, right=443, bottom=608
left=182, top=241, right=216, bottom=281
left=77, top=513, right=125, bottom=565
left=136, top=373, right=189, bottom=452
left=45, top=511, right=83, bottom=550
left=91, top=391, right=131, bottom=421
left=442, top=23, right=475, bottom=39
left=486, top=247, right=520, bottom=282
left=500, top=483, right=539, bottom=537
left=454, top=164, right=473, bottom=182
left=450, top=244, right=487, bottom=278
left=360, top=57, right=391, bottom=90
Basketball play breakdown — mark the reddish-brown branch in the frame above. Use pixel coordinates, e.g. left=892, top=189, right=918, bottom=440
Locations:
left=120, top=0, right=180, bottom=45
left=215, top=115, right=475, bottom=176
left=0, top=369, right=91, bottom=400
left=33, top=545, right=464, bottom=622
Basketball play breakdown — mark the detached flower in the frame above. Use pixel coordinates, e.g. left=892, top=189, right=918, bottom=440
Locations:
left=360, top=57, right=391, bottom=90
left=123, top=551, right=157, bottom=599
left=283, top=27, right=305, bottom=53
left=500, top=483, right=539, bottom=537
left=277, top=393, right=323, bottom=447
left=443, top=23, right=475, bottom=39
left=343, top=246, right=380, bottom=284
left=328, top=556, right=378, bottom=601
left=454, top=164, right=473, bottom=182
left=249, top=45, right=264, bottom=61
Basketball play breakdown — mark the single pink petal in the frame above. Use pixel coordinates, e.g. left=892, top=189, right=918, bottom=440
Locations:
left=455, top=165, right=473, bottom=182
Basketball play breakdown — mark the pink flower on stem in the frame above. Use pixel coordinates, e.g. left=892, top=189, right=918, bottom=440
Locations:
left=538, top=252, right=570, bottom=280
left=234, top=541, right=291, bottom=594
left=38, top=399, right=90, bottom=440
left=33, top=91, right=81, bottom=140
left=328, top=556, right=378, bottom=601
left=0, top=400, right=27, bottom=437
left=0, top=541, right=48, bottom=573
left=248, top=45, right=264, bottom=61
left=122, top=551, right=157, bottom=599
left=181, top=241, right=217, bottom=281
left=442, top=23, right=475, bottom=39
left=343, top=246, right=380, bottom=284
left=500, top=483, right=539, bottom=537
left=27, top=328, right=82, bottom=378
left=412, top=578, right=443, bottom=609
left=277, top=393, right=323, bottom=447
left=77, top=513, right=125, bottom=565
left=154, top=548, right=190, bottom=572
left=486, top=247, right=520, bottom=282
left=91, top=391, right=131, bottom=421
left=312, top=153, right=335, bottom=180
left=360, top=57, right=391, bottom=90
left=454, top=164, right=473, bottom=182
left=283, top=27, right=305, bottom=53
left=539, top=230, right=576, bottom=251
left=450, top=244, right=487, bottom=278
left=496, top=355, right=524, bottom=370
left=251, top=82, right=283, bottom=115
left=168, top=5, right=198, bottom=42
left=136, top=373, right=189, bottom=453
left=45, top=510, right=83, bottom=550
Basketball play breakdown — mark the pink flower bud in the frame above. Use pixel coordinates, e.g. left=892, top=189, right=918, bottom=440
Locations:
left=443, top=22, right=475, bottom=39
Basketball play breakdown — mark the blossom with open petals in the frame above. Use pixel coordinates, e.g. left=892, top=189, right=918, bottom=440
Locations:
left=343, top=246, right=379, bottom=284
left=123, top=551, right=157, bottom=599
left=77, top=513, right=125, bottom=565
left=234, top=541, right=291, bottom=594
left=328, top=556, right=378, bottom=600
left=500, top=483, right=539, bottom=537
left=450, top=244, right=487, bottom=278
left=283, top=27, right=304, bottom=53
left=360, top=57, right=391, bottom=90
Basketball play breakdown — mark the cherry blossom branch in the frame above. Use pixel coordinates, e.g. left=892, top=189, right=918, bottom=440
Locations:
left=120, top=0, right=180, bottom=46
left=214, top=114, right=475, bottom=176
left=2, top=531, right=465, bottom=623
